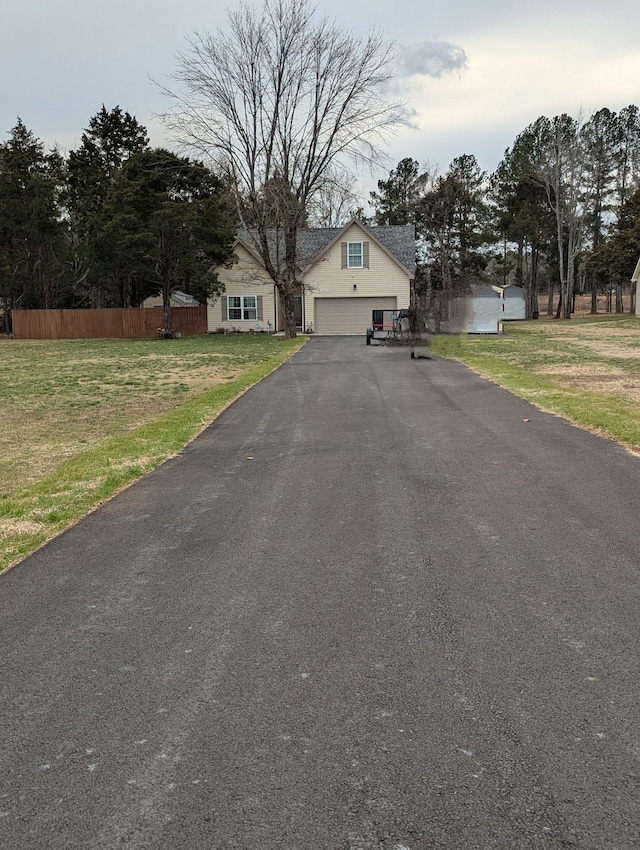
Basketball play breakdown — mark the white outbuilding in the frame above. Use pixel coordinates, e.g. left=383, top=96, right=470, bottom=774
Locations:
left=500, top=285, right=527, bottom=320
left=463, top=284, right=526, bottom=333
left=632, top=257, right=640, bottom=317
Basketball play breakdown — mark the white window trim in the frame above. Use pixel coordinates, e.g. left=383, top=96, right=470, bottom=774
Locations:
left=347, top=241, right=363, bottom=269
left=228, top=295, right=257, bottom=321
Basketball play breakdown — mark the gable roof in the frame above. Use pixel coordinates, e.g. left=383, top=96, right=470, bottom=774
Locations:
left=487, top=284, right=526, bottom=299
left=171, top=290, right=200, bottom=306
left=474, top=284, right=501, bottom=298
left=236, top=219, right=416, bottom=278
left=631, top=256, right=640, bottom=283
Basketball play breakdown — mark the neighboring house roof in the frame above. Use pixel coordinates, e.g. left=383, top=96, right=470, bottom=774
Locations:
left=475, top=284, right=526, bottom=299
left=474, top=285, right=501, bottom=298
left=142, top=290, right=200, bottom=308
left=170, top=290, right=200, bottom=307
left=493, top=283, right=527, bottom=301
left=236, top=219, right=416, bottom=278
left=631, top=257, right=640, bottom=283
left=501, top=285, right=526, bottom=299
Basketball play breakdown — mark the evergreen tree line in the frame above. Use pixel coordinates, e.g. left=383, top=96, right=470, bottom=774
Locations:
left=0, top=106, right=236, bottom=332
left=368, top=106, right=640, bottom=318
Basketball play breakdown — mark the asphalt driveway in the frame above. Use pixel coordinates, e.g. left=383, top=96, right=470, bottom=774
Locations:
left=2, top=336, right=640, bottom=849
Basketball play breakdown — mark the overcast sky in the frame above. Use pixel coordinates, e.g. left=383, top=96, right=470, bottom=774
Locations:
left=3, top=0, right=639, bottom=199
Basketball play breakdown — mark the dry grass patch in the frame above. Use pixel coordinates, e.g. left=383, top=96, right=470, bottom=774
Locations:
left=562, top=371, right=640, bottom=403
left=564, top=340, right=640, bottom=360
left=0, top=519, right=45, bottom=539
left=535, top=363, right=640, bottom=401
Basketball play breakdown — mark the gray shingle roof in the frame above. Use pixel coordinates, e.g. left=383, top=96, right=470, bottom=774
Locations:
left=238, top=220, right=416, bottom=276
left=361, top=223, right=416, bottom=275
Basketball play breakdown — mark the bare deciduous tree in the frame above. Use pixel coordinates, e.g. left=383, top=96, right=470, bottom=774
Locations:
left=306, top=172, right=362, bottom=228
left=531, top=114, right=587, bottom=319
left=159, top=0, right=406, bottom=337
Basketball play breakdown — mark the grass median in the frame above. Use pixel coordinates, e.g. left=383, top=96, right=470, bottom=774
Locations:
left=430, top=314, right=640, bottom=453
left=0, top=334, right=305, bottom=572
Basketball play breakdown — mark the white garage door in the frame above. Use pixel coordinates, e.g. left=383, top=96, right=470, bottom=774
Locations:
left=314, top=297, right=398, bottom=335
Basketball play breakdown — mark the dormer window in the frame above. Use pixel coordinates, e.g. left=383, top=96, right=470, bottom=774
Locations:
left=348, top=241, right=363, bottom=268
left=341, top=240, right=369, bottom=269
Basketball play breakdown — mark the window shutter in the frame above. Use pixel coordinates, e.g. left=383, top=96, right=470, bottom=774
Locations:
left=341, top=242, right=347, bottom=269
left=257, top=295, right=263, bottom=321
left=363, top=242, right=370, bottom=268
left=221, top=295, right=227, bottom=321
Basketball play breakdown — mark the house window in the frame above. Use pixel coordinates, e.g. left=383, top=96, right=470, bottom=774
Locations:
left=341, top=240, right=369, bottom=270
left=347, top=242, right=363, bottom=268
left=228, top=295, right=257, bottom=321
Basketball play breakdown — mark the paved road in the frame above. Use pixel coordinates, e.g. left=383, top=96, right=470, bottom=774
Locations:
left=2, top=337, right=640, bottom=849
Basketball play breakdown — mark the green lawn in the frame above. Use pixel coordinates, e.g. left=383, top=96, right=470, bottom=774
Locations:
left=0, top=334, right=305, bottom=572
left=430, top=314, right=640, bottom=452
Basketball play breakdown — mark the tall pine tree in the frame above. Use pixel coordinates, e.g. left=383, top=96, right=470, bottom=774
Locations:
left=0, top=119, right=64, bottom=320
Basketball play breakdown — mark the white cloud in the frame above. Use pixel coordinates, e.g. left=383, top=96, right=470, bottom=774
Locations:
left=397, top=41, right=468, bottom=79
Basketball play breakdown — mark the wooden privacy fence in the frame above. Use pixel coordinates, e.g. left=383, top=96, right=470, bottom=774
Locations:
left=11, top=306, right=208, bottom=340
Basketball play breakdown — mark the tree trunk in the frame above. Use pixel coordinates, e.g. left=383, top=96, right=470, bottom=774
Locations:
left=430, top=289, right=442, bottom=333
left=562, top=228, right=580, bottom=320
left=280, top=287, right=297, bottom=339
left=516, top=237, right=524, bottom=289
left=546, top=280, right=554, bottom=315
left=556, top=286, right=563, bottom=319
left=280, top=229, right=299, bottom=340
left=162, top=298, right=172, bottom=334
left=526, top=240, right=540, bottom=319
left=158, top=256, right=172, bottom=333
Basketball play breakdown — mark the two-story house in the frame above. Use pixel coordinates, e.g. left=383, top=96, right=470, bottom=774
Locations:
left=208, top=219, right=415, bottom=335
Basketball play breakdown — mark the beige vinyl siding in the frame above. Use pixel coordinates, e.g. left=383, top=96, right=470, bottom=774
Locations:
left=209, top=244, right=277, bottom=332
left=315, top=296, right=397, bottom=335
left=303, top=222, right=410, bottom=334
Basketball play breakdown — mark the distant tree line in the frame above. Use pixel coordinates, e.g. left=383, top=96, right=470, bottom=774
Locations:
left=2, top=101, right=640, bottom=334
left=368, top=106, right=640, bottom=319
left=0, top=106, right=236, bottom=332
